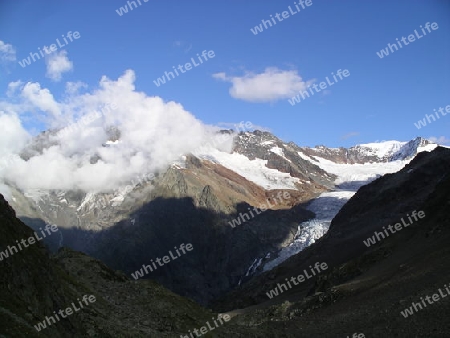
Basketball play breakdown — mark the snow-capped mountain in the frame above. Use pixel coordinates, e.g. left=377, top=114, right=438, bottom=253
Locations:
left=298, top=137, right=437, bottom=164
left=1, top=130, right=442, bottom=305
left=228, top=136, right=439, bottom=276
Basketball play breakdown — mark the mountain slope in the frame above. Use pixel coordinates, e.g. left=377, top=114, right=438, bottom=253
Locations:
left=0, top=194, right=225, bottom=337
left=202, top=146, right=450, bottom=337
left=1, top=132, right=442, bottom=307
left=214, top=146, right=450, bottom=310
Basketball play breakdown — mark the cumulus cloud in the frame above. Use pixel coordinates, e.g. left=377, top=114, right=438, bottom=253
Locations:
left=46, top=50, right=73, bottom=81
left=0, top=70, right=233, bottom=194
left=428, top=136, right=450, bottom=145
left=213, top=67, right=314, bottom=103
left=0, top=113, right=31, bottom=157
left=21, top=82, right=61, bottom=120
left=0, top=40, right=16, bottom=64
left=0, top=112, right=31, bottom=199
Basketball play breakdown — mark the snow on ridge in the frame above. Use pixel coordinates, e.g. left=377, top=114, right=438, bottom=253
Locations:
left=297, top=151, right=317, bottom=162
left=171, top=156, right=187, bottom=169
left=311, top=156, right=406, bottom=186
left=417, top=143, right=438, bottom=153
left=391, top=140, right=438, bottom=161
left=303, top=139, right=439, bottom=185
left=194, top=148, right=300, bottom=190
left=353, top=140, right=406, bottom=159
left=270, top=146, right=292, bottom=163
left=354, top=138, right=440, bottom=161
left=358, top=140, right=405, bottom=148
left=270, top=146, right=284, bottom=157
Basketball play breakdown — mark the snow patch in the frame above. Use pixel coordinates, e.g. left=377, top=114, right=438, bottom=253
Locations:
left=355, top=140, right=406, bottom=159
left=194, top=149, right=300, bottom=190
left=297, top=151, right=317, bottom=162
left=270, top=146, right=284, bottom=157
left=77, top=192, right=96, bottom=212
left=311, top=156, right=406, bottom=186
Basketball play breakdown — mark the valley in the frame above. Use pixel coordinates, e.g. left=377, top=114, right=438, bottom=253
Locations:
left=1, top=130, right=449, bottom=337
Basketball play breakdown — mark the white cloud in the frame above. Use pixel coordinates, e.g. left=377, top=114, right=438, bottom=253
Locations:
left=0, top=69, right=233, bottom=193
left=0, top=40, right=16, bottom=64
left=65, top=81, right=88, bottom=95
left=213, top=67, right=314, bottom=103
left=0, top=113, right=30, bottom=157
left=21, top=82, right=61, bottom=119
left=6, top=81, right=23, bottom=97
left=428, top=136, right=450, bottom=145
left=45, top=50, right=73, bottom=81
left=0, top=82, right=61, bottom=124
left=0, top=111, right=31, bottom=199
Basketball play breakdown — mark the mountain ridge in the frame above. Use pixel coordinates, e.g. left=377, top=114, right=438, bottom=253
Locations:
left=0, top=131, right=443, bottom=306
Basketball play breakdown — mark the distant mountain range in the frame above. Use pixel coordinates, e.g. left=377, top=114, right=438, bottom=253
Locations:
left=3, top=130, right=441, bottom=306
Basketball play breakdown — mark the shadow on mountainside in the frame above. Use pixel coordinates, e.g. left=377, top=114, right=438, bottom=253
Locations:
left=0, top=195, right=219, bottom=337
left=212, top=154, right=450, bottom=337
left=20, top=196, right=315, bottom=307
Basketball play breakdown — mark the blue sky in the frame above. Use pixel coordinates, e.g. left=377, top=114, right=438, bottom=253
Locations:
left=0, top=0, right=449, bottom=147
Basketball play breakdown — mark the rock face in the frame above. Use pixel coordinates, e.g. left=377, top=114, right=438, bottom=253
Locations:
left=234, top=131, right=336, bottom=188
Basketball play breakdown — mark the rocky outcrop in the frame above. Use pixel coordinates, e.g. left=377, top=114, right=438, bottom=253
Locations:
left=234, top=131, right=336, bottom=190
